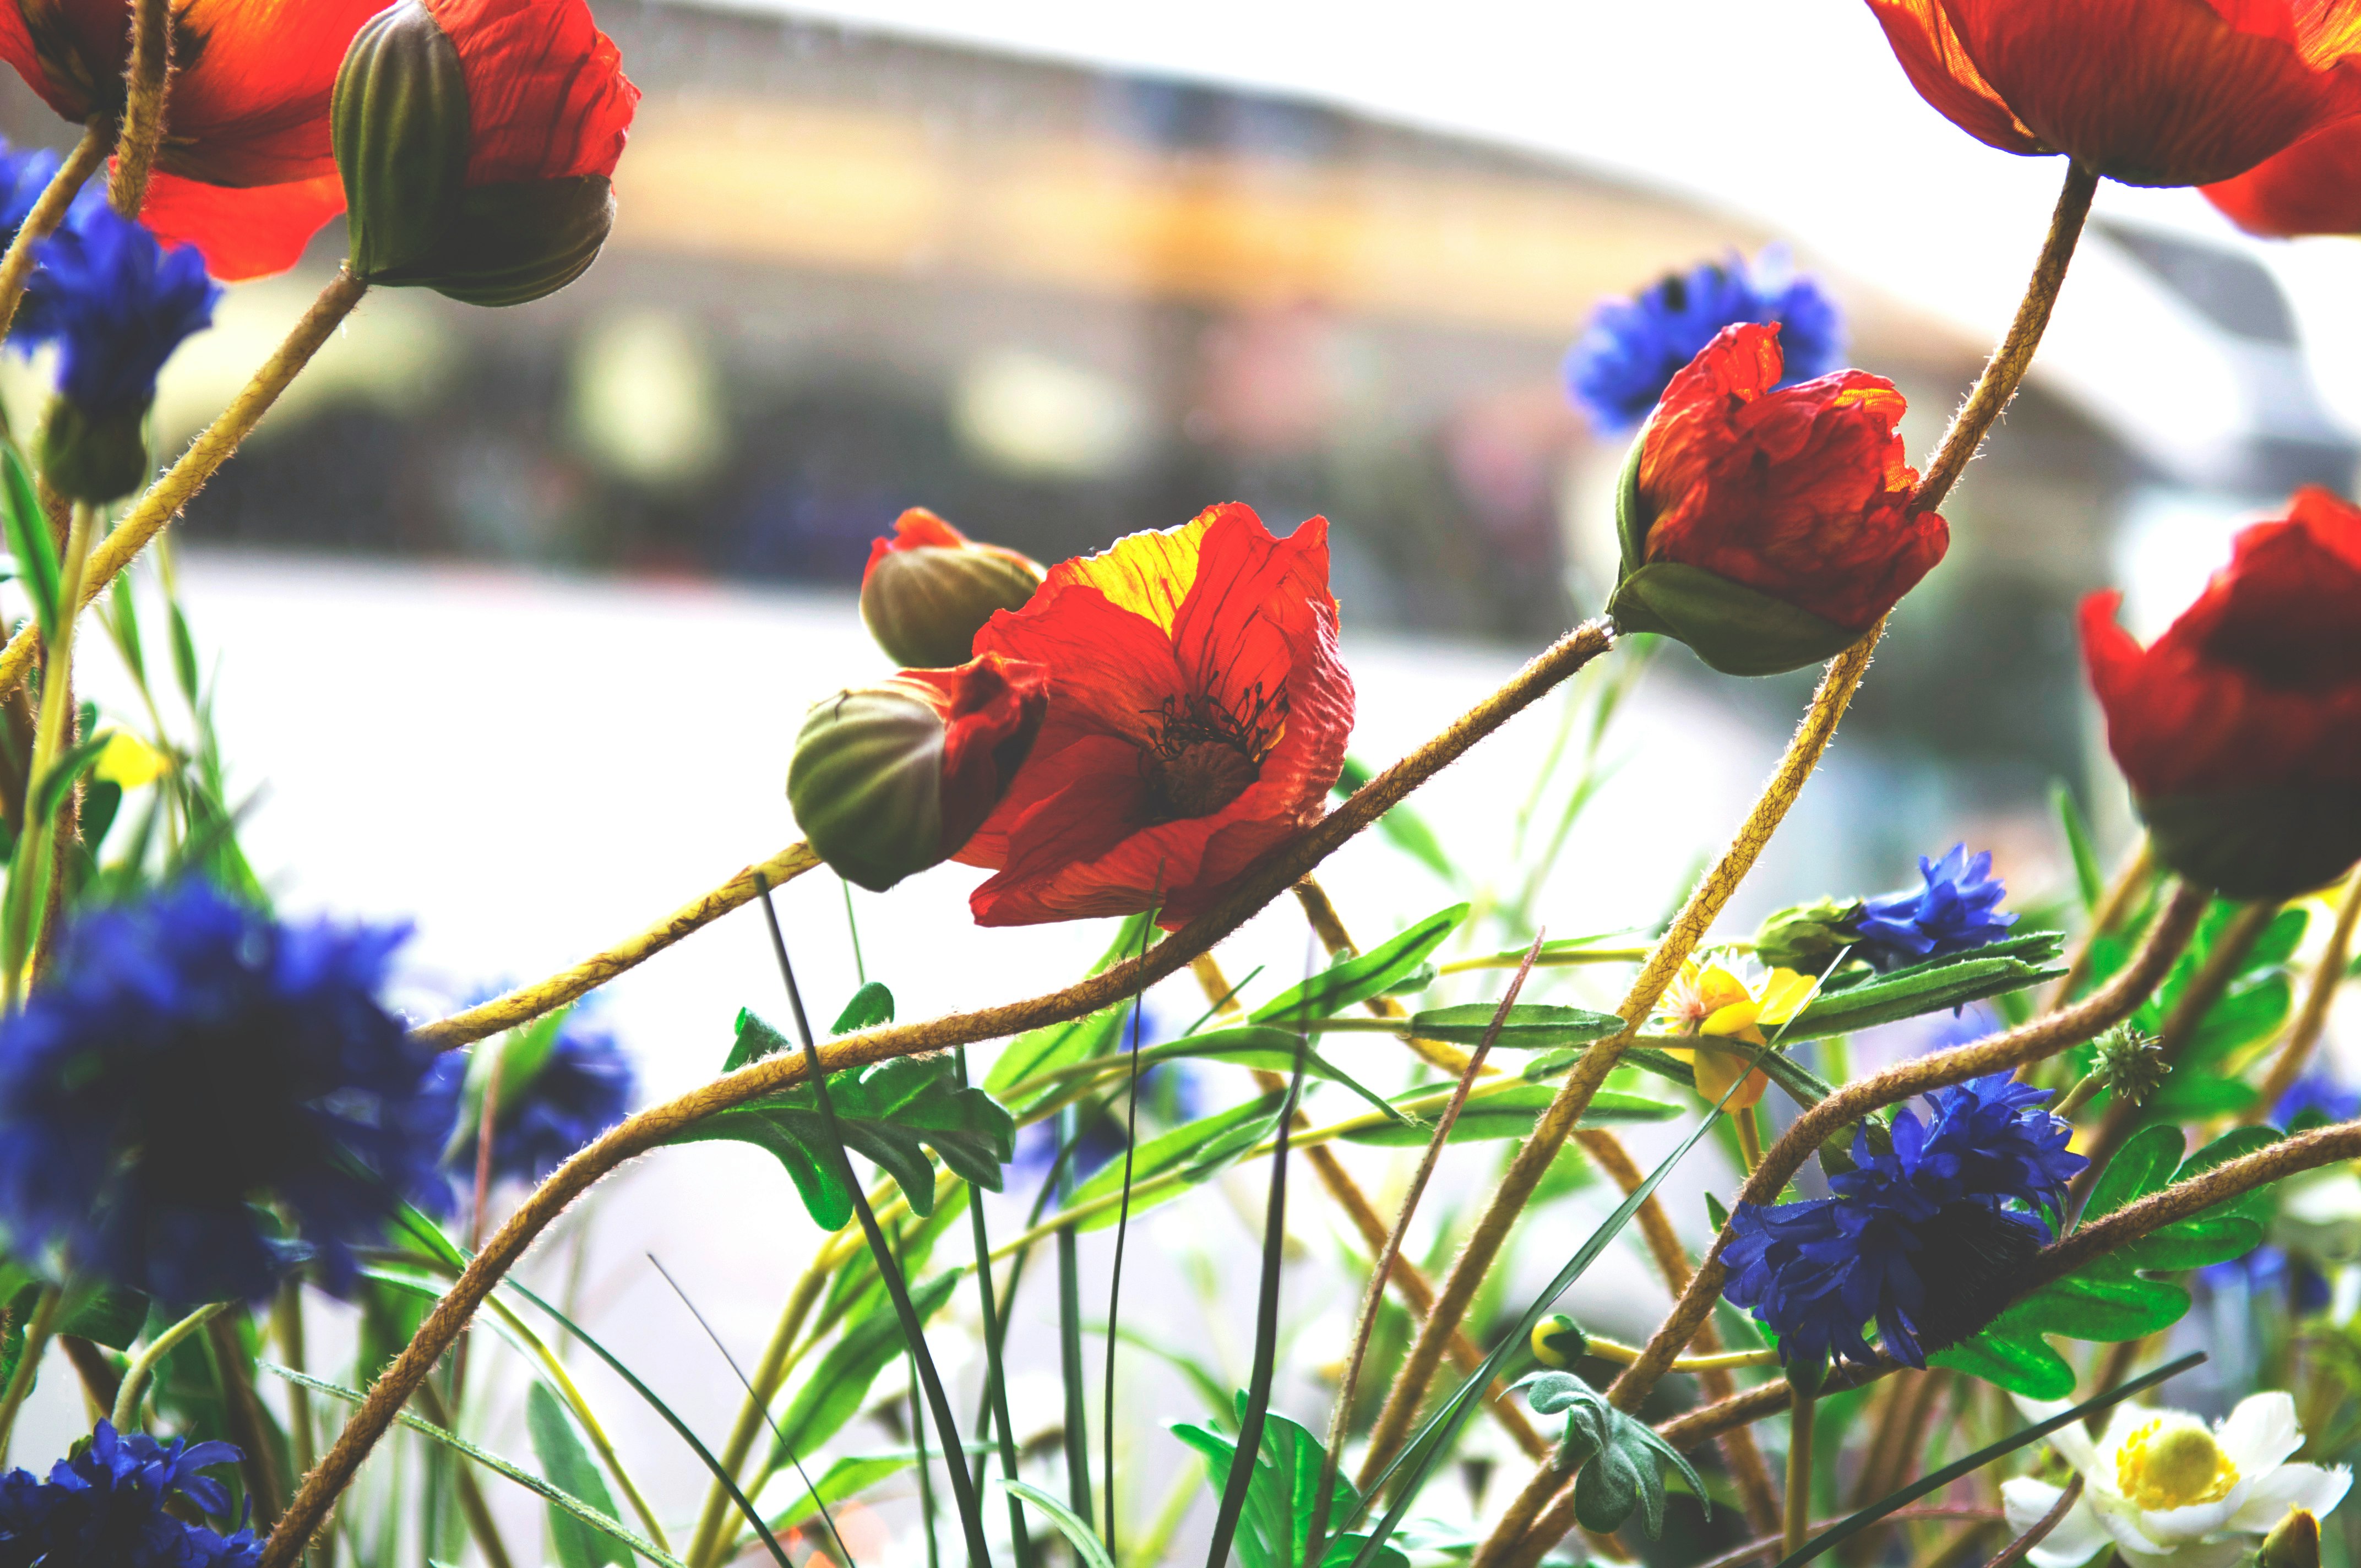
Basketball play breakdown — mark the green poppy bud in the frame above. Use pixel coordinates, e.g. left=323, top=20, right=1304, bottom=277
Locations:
left=40, top=399, right=149, bottom=508
left=2262, top=1508, right=2320, bottom=1568
left=787, top=654, right=1049, bottom=891
left=1752, top=897, right=1865, bottom=976
left=1530, top=1313, right=1588, bottom=1369
left=861, top=509, right=1046, bottom=669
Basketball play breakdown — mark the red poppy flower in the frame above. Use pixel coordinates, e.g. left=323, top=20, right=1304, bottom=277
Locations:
left=2204, top=118, right=2361, bottom=234
left=1865, top=0, right=2361, bottom=186
left=0, top=0, right=387, bottom=279
left=789, top=653, right=1051, bottom=893
left=334, top=0, right=638, bottom=306
left=956, top=503, right=1354, bottom=928
left=1608, top=322, right=1947, bottom=676
left=861, top=508, right=1045, bottom=669
left=2081, top=487, right=2361, bottom=896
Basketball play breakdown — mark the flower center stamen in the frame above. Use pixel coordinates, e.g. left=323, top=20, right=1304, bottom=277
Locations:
left=2117, top=1419, right=2240, bottom=1510
left=1139, top=684, right=1287, bottom=823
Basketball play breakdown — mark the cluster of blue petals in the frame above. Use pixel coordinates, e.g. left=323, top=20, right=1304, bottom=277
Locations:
left=1562, top=246, right=1843, bottom=433
left=0, top=1421, right=263, bottom=1567
left=0, top=139, right=61, bottom=255
left=1722, top=1074, right=2083, bottom=1370
left=1852, top=843, right=2016, bottom=973
left=439, top=1004, right=638, bottom=1189
left=0, top=881, right=456, bottom=1304
left=16, top=200, right=217, bottom=417
left=2275, top=1071, right=2360, bottom=1131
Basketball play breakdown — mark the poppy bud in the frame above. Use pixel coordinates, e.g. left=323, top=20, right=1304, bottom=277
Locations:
left=1751, top=897, right=1864, bottom=976
left=2081, top=488, right=2361, bottom=899
left=787, top=654, right=1049, bottom=892
left=1607, top=324, right=1947, bottom=677
left=861, top=509, right=1045, bottom=669
left=332, top=0, right=638, bottom=306
left=2262, top=1509, right=2321, bottom=1568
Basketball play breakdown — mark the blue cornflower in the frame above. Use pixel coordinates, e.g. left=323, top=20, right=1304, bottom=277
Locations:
left=441, top=1003, right=637, bottom=1188
left=2274, top=1071, right=2360, bottom=1131
left=16, top=201, right=217, bottom=418
left=1852, top=845, right=2017, bottom=973
left=0, top=1420, right=264, bottom=1567
left=0, top=139, right=62, bottom=255
left=1563, top=246, right=1843, bottom=432
left=1722, top=1074, right=2083, bottom=1373
left=0, top=881, right=457, bottom=1304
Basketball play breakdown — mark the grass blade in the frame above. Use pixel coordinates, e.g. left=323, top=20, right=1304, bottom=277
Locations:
left=1057, top=1104, right=1095, bottom=1527
left=959, top=1045, right=1034, bottom=1566
left=1104, top=907, right=1156, bottom=1553
left=1769, top=1351, right=2204, bottom=1568
left=754, top=876, right=995, bottom=1568
left=1003, top=1479, right=1117, bottom=1568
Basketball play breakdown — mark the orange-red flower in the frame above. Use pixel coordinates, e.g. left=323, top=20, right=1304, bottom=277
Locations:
left=2081, top=487, right=2361, bottom=896
left=0, top=0, right=388, bottom=279
left=2205, top=118, right=2361, bottom=234
left=1865, top=0, right=2361, bottom=186
left=956, top=503, right=1353, bottom=928
left=1609, top=322, right=1946, bottom=676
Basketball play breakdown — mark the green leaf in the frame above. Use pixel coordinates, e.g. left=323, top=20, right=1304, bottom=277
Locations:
left=767, top=1453, right=913, bottom=1533
left=1402, top=1003, right=1625, bottom=1049
left=2054, top=782, right=2104, bottom=912
left=1613, top=1042, right=1840, bottom=1113
left=830, top=982, right=895, bottom=1035
left=1172, top=1405, right=1408, bottom=1568
left=33, top=731, right=113, bottom=825
left=2182, top=976, right=2291, bottom=1068
left=986, top=914, right=1156, bottom=1106
left=167, top=601, right=200, bottom=705
left=1000, top=1480, right=1117, bottom=1568
left=666, top=1043, right=1014, bottom=1228
left=528, top=1381, right=629, bottom=1568
left=1515, top=1370, right=1705, bottom=1538
left=1337, top=1085, right=1677, bottom=1147
left=1929, top=1326, right=2075, bottom=1400
left=0, top=443, right=57, bottom=644
left=106, top=573, right=145, bottom=684
left=265, top=1362, right=683, bottom=1568
left=57, top=1282, right=146, bottom=1350
left=1129, top=1026, right=1408, bottom=1123
left=773, top=1270, right=962, bottom=1464
left=1250, top=905, right=1469, bottom=1027
left=1787, top=942, right=2066, bottom=1039
left=1064, top=1093, right=1287, bottom=1227
left=2082, top=1124, right=2184, bottom=1223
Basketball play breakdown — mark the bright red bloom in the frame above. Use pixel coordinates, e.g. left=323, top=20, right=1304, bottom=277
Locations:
left=2204, top=117, right=2361, bottom=233
left=421, top=0, right=635, bottom=186
left=901, top=657, right=1053, bottom=856
left=957, top=503, right=1354, bottom=928
left=0, top=0, right=388, bottom=279
left=1637, top=323, right=1946, bottom=632
left=1865, top=0, right=2361, bottom=186
left=2081, top=488, right=2361, bottom=895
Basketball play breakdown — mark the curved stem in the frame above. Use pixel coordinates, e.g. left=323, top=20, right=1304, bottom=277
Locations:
left=2044, top=839, right=2153, bottom=1014
left=2249, top=873, right=2361, bottom=1119
left=0, top=268, right=371, bottom=705
left=108, top=0, right=173, bottom=216
left=1987, top=1476, right=2082, bottom=1568
left=0, top=1284, right=61, bottom=1460
left=112, top=1298, right=233, bottom=1430
left=254, top=619, right=1619, bottom=1568
left=0, top=117, right=108, bottom=342
left=4, top=505, right=97, bottom=1011
left=1785, top=1390, right=1817, bottom=1558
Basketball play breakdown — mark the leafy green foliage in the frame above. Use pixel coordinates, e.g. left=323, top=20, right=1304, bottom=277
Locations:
left=1933, top=1125, right=2283, bottom=1397
left=668, top=1012, right=1014, bottom=1228
left=1337, top=1084, right=1679, bottom=1146
left=1515, top=1370, right=1705, bottom=1538
left=830, top=982, right=895, bottom=1035
left=773, top=1270, right=963, bottom=1464
left=1001, top=1479, right=1117, bottom=1568
left=2053, top=782, right=2104, bottom=913
left=769, top=1453, right=913, bottom=1533
left=1171, top=1403, right=1409, bottom=1568
left=1786, top=933, right=2066, bottom=1039
left=527, top=1381, right=629, bottom=1568
left=1250, top=905, right=1468, bottom=1028
left=0, top=442, right=58, bottom=643
left=1063, top=1091, right=1288, bottom=1227
left=1402, top=1003, right=1625, bottom=1048
left=1130, top=1025, right=1407, bottom=1122
left=984, top=914, right=1156, bottom=1113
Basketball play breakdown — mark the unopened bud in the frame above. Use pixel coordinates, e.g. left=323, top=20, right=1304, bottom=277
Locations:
left=2092, top=1023, right=2168, bottom=1107
left=41, top=398, right=149, bottom=505
left=787, top=654, right=1048, bottom=891
left=1753, top=897, right=1864, bottom=975
left=861, top=509, right=1045, bottom=669
left=1530, top=1313, right=1588, bottom=1368
left=2262, top=1508, right=2320, bottom=1568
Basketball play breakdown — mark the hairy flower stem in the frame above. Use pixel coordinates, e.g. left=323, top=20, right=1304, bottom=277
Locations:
left=0, top=116, right=107, bottom=342
left=0, top=1283, right=60, bottom=1462
left=112, top=1298, right=232, bottom=1429
left=4, top=505, right=97, bottom=1011
left=108, top=0, right=173, bottom=216
left=415, top=843, right=821, bottom=1050
left=1377, top=154, right=2104, bottom=1495
left=258, top=620, right=1618, bottom=1568
left=1307, top=934, right=1544, bottom=1568
left=2068, top=896, right=2281, bottom=1210
left=2044, top=840, right=2153, bottom=1015
left=1786, top=1391, right=1816, bottom=1558
left=2250, top=872, right=2361, bottom=1119
left=0, top=268, right=372, bottom=704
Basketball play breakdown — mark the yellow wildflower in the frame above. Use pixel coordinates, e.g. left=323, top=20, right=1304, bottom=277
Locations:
left=1657, top=959, right=1814, bottom=1109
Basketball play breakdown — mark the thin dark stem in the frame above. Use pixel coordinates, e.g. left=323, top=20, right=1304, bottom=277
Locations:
left=958, top=1047, right=1033, bottom=1567
left=753, top=880, right=992, bottom=1568
left=1056, top=1107, right=1094, bottom=1529
left=1103, top=906, right=1156, bottom=1554
left=907, top=1228, right=942, bottom=1568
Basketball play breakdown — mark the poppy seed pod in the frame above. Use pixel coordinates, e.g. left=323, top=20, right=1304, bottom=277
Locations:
left=861, top=509, right=1046, bottom=669
left=332, top=0, right=638, bottom=306
left=788, top=654, right=1050, bottom=892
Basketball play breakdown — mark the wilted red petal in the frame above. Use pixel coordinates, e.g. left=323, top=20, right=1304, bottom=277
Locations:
left=1864, top=0, right=2047, bottom=155
left=423, top=0, right=639, bottom=185
left=895, top=654, right=1050, bottom=853
left=138, top=170, right=344, bottom=281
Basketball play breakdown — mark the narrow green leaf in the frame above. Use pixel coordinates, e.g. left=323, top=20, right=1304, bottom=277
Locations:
left=33, top=731, right=113, bottom=825
left=1250, top=905, right=1469, bottom=1027
left=1129, top=1026, right=1411, bottom=1123
left=987, top=914, right=1155, bottom=1103
left=1788, top=949, right=2066, bottom=1039
left=831, top=982, right=895, bottom=1035
left=1403, top=1003, right=1625, bottom=1048
left=0, top=444, right=57, bottom=643
left=999, top=1479, right=1116, bottom=1568
left=767, top=1453, right=913, bottom=1533
left=2053, top=782, right=2104, bottom=913
left=168, top=602, right=200, bottom=705
left=1339, top=1086, right=1677, bottom=1147
left=57, top=1282, right=146, bottom=1350
left=1067, top=1092, right=1285, bottom=1216
left=774, top=1270, right=963, bottom=1463
left=528, top=1381, right=629, bottom=1568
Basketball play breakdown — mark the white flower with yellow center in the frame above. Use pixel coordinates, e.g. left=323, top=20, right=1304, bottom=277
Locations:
left=2001, top=1392, right=2350, bottom=1568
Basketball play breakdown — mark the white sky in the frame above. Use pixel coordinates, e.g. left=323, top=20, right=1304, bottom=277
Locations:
left=670, top=0, right=2361, bottom=475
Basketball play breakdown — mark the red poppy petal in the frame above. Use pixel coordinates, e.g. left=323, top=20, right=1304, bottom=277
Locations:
left=138, top=170, right=343, bottom=281
left=977, top=578, right=1189, bottom=744
left=2205, top=117, right=2361, bottom=234
left=155, top=0, right=385, bottom=186
left=0, top=0, right=91, bottom=122
left=1864, top=0, right=2047, bottom=155
left=423, top=0, right=639, bottom=185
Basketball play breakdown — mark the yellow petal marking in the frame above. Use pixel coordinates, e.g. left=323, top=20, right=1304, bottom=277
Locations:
left=1049, top=510, right=1212, bottom=635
